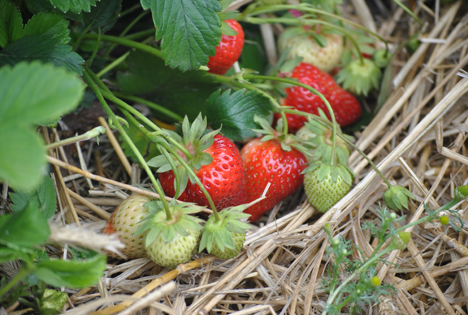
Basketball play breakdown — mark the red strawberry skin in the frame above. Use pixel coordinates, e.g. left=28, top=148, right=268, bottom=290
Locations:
left=241, top=138, right=307, bottom=222
left=207, top=20, right=244, bottom=75
left=275, top=62, right=362, bottom=133
left=160, top=135, right=247, bottom=210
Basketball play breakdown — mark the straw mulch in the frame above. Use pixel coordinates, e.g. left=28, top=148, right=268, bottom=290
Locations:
left=4, top=0, right=468, bottom=314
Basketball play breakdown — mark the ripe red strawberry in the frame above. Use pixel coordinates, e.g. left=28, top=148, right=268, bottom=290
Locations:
left=275, top=62, right=362, bottom=133
left=207, top=19, right=244, bottom=75
left=150, top=115, right=247, bottom=210
left=102, top=194, right=151, bottom=259
left=241, top=138, right=307, bottom=222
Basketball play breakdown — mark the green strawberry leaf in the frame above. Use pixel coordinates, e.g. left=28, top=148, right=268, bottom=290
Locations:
left=33, top=255, right=107, bottom=288
left=220, top=20, right=237, bottom=36
left=82, top=0, right=122, bottom=33
left=205, top=89, right=272, bottom=141
left=117, top=50, right=220, bottom=122
left=0, top=0, right=23, bottom=48
left=0, top=202, right=50, bottom=250
left=23, top=13, right=70, bottom=44
left=10, top=175, right=57, bottom=220
left=0, top=62, right=84, bottom=190
left=0, top=34, right=84, bottom=74
left=147, top=0, right=222, bottom=72
left=48, top=0, right=100, bottom=13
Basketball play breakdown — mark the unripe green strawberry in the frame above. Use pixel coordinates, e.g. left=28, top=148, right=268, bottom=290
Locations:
left=279, top=27, right=343, bottom=73
left=303, top=161, right=353, bottom=213
left=146, top=230, right=201, bottom=269
left=210, top=232, right=245, bottom=259
left=102, top=194, right=151, bottom=259
left=135, top=200, right=204, bottom=270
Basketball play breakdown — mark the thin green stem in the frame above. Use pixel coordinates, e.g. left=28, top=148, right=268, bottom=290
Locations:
left=242, top=16, right=364, bottom=64
left=45, top=126, right=106, bottom=150
left=0, top=265, right=32, bottom=299
left=324, top=246, right=394, bottom=314
left=244, top=74, right=338, bottom=165
left=104, top=10, right=150, bottom=58
left=392, top=0, right=423, bottom=26
left=83, top=68, right=172, bottom=219
left=86, top=27, right=101, bottom=67
left=243, top=3, right=389, bottom=54
left=73, top=24, right=91, bottom=51
left=82, top=34, right=162, bottom=59
left=119, top=3, right=142, bottom=17
left=124, top=29, right=155, bottom=41
left=97, top=51, right=130, bottom=77
left=121, top=109, right=219, bottom=218
left=113, top=92, right=183, bottom=122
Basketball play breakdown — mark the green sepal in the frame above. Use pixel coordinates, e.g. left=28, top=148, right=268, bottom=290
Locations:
left=383, top=185, right=415, bottom=211
left=134, top=200, right=205, bottom=246
left=199, top=205, right=251, bottom=254
left=455, top=185, right=468, bottom=202
left=302, top=160, right=354, bottom=186
left=220, top=20, right=238, bottom=36
left=336, top=58, right=382, bottom=97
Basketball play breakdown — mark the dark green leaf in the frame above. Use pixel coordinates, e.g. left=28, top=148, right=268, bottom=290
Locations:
left=205, top=89, right=272, bottom=141
left=10, top=175, right=57, bottom=219
left=117, top=50, right=220, bottom=121
left=82, top=0, right=122, bottom=33
left=25, top=0, right=83, bottom=21
left=49, top=0, right=99, bottom=13
left=149, top=0, right=222, bottom=71
left=0, top=34, right=84, bottom=74
left=23, top=13, right=70, bottom=44
left=33, top=255, right=107, bottom=288
left=0, top=203, right=50, bottom=250
left=0, top=0, right=23, bottom=48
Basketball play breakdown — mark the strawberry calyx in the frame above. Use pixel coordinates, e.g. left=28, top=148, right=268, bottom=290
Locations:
left=148, top=114, right=219, bottom=199
left=199, top=205, right=251, bottom=254
left=383, top=185, right=415, bottom=211
left=373, top=49, right=392, bottom=68
left=253, top=115, right=312, bottom=158
left=134, top=200, right=204, bottom=246
left=302, top=160, right=354, bottom=186
left=298, top=109, right=352, bottom=165
left=336, top=58, right=382, bottom=97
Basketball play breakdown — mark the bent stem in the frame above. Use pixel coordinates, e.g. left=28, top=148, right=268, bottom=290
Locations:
left=83, top=68, right=173, bottom=220
left=45, top=126, right=106, bottom=150
left=0, top=265, right=32, bottom=299
left=244, top=3, right=389, bottom=55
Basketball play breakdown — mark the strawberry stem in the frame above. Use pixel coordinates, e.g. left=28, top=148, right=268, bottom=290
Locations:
left=83, top=68, right=173, bottom=220
left=243, top=4, right=390, bottom=56
left=243, top=16, right=365, bottom=65
left=243, top=74, right=339, bottom=165
left=118, top=106, right=221, bottom=220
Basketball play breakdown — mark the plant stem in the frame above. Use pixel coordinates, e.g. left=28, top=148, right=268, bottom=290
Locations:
left=82, top=34, right=162, bottom=59
left=243, top=3, right=389, bottom=55
left=0, top=265, right=31, bottom=299
left=121, top=110, right=220, bottom=218
left=45, top=126, right=106, bottom=150
left=83, top=68, right=172, bottom=219
left=72, top=24, right=91, bottom=51
left=86, top=27, right=101, bottom=67
left=324, top=246, right=394, bottom=314
left=104, top=10, right=150, bottom=58
left=113, top=92, right=183, bottom=122
left=97, top=51, right=130, bottom=77
left=242, top=16, right=364, bottom=65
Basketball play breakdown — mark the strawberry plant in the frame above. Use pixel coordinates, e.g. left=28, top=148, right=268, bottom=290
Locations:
left=0, top=0, right=437, bottom=313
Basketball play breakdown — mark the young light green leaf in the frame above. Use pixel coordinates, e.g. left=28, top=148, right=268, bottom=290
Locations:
left=0, top=62, right=84, bottom=190
left=0, top=62, right=84, bottom=126
left=0, top=202, right=50, bottom=250
left=33, top=255, right=107, bottom=288
left=82, top=0, right=122, bottom=33
left=49, top=0, right=99, bottom=13
left=10, top=175, right=57, bottom=219
left=0, top=0, right=23, bottom=48
left=221, top=20, right=237, bottom=36
left=205, top=89, right=272, bottom=141
left=148, top=0, right=222, bottom=72
left=0, top=34, right=84, bottom=74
